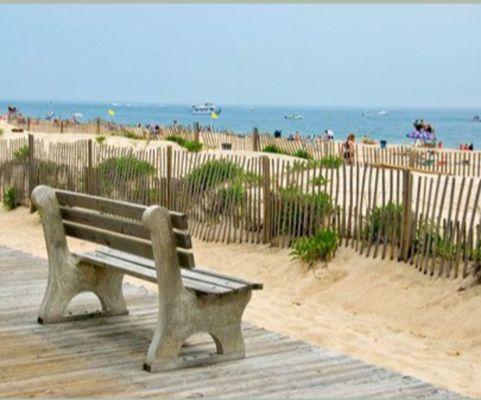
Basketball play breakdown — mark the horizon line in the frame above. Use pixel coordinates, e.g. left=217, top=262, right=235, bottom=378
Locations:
left=1, top=97, right=480, bottom=110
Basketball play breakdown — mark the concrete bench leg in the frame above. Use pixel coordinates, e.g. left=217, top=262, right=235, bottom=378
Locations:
left=33, top=185, right=128, bottom=324
left=142, top=205, right=252, bottom=372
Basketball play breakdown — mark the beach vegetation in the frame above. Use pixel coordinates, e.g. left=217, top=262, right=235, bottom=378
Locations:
left=185, top=159, right=246, bottom=192
left=364, top=202, right=403, bottom=242
left=273, top=187, right=336, bottom=237
left=311, top=174, right=328, bottom=186
left=183, top=140, right=203, bottom=152
left=319, top=155, right=343, bottom=169
left=0, top=128, right=4, bottom=136
left=97, top=155, right=155, bottom=180
left=122, top=130, right=139, bottom=139
left=3, top=187, right=18, bottom=210
left=290, top=228, right=339, bottom=265
left=292, top=149, right=312, bottom=159
left=165, top=135, right=203, bottom=152
left=95, top=135, right=106, bottom=145
left=262, top=145, right=286, bottom=154
left=13, top=145, right=29, bottom=163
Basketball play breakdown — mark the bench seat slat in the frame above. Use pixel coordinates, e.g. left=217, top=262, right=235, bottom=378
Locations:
left=95, top=247, right=258, bottom=291
left=75, top=251, right=232, bottom=295
left=55, top=189, right=188, bottom=230
left=63, top=221, right=195, bottom=269
left=60, top=207, right=192, bottom=249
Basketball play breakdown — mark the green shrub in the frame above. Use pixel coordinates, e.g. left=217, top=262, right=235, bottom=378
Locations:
left=364, top=202, right=403, bottom=242
left=185, top=160, right=245, bottom=192
left=436, top=239, right=461, bottom=262
left=214, top=183, right=246, bottom=214
left=95, top=135, right=106, bottom=145
left=13, top=145, right=29, bottom=162
left=183, top=140, right=203, bottom=152
left=412, top=221, right=442, bottom=255
left=319, top=156, right=343, bottom=168
left=290, top=228, right=339, bottom=265
left=273, top=187, right=336, bottom=238
left=293, top=149, right=312, bottom=159
left=3, top=187, right=17, bottom=210
left=122, top=130, right=138, bottom=139
left=165, top=135, right=186, bottom=146
left=262, top=145, right=286, bottom=154
left=97, top=155, right=155, bottom=181
left=165, top=135, right=203, bottom=152
left=311, top=174, right=328, bottom=186
left=0, top=128, right=4, bottom=136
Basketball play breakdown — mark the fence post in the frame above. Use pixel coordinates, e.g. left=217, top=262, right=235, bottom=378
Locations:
left=166, top=146, right=173, bottom=209
left=262, top=155, right=272, bottom=244
left=253, top=127, right=260, bottom=152
left=87, top=139, right=93, bottom=194
left=400, top=167, right=413, bottom=261
left=28, top=134, right=35, bottom=210
left=408, top=147, right=415, bottom=168
left=96, top=117, right=101, bottom=135
left=60, top=120, right=64, bottom=133
left=27, top=118, right=31, bottom=132
left=194, top=122, right=200, bottom=142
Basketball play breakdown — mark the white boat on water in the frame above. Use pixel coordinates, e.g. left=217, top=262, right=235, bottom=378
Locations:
left=191, top=102, right=221, bottom=115
left=284, top=112, right=303, bottom=120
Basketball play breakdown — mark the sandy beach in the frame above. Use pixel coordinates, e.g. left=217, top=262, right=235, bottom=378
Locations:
left=0, top=206, right=480, bottom=397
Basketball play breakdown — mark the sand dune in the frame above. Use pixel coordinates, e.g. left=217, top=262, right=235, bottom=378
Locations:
left=0, top=206, right=479, bottom=398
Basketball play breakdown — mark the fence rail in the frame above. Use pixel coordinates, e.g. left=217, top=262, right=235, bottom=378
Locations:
left=1, top=135, right=480, bottom=281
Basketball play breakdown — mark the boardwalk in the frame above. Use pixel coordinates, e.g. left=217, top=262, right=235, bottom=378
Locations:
left=0, top=246, right=462, bottom=398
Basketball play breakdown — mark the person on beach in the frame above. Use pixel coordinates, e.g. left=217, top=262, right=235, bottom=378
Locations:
left=294, top=131, right=301, bottom=141
left=343, top=133, right=356, bottom=165
left=324, top=129, right=334, bottom=141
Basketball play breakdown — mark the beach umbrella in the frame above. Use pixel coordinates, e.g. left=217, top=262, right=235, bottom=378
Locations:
left=406, top=130, right=422, bottom=140
left=407, top=130, right=436, bottom=142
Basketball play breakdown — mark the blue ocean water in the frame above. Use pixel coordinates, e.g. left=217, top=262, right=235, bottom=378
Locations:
left=2, top=100, right=481, bottom=149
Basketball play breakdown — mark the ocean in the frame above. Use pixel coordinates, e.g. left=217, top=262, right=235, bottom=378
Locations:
left=2, top=100, right=481, bottom=149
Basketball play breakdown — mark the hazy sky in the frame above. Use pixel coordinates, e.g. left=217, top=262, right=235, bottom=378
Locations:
left=1, top=4, right=480, bottom=107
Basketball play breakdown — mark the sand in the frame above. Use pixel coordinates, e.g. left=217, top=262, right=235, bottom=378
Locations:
left=0, top=206, right=480, bottom=398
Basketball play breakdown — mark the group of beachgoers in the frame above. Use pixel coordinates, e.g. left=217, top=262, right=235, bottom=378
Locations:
left=274, top=129, right=335, bottom=142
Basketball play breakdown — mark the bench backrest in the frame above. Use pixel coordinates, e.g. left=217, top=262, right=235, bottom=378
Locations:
left=55, top=189, right=195, bottom=269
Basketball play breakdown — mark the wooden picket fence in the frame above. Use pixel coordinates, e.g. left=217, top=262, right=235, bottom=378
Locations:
left=8, top=115, right=481, bottom=177
left=0, top=135, right=480, bottom=280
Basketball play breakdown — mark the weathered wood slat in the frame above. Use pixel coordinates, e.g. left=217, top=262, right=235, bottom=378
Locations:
left=60, top=206, right=192, bottom=249
left=55, top=189, right=188, bottom=230
left=75, top=251, right=231, bottom=295
left=63, top=221, right=195, bottom=269
left=96, top=247, right=263, bottom=290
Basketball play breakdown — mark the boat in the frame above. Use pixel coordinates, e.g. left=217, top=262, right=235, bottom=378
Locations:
left=191, top=102, right=221, bottom=115
left=378, top=110, right=388, bottom=115
left=284, top=112, right=303, bottom=120
left=473, top=115, right=481, bottom=122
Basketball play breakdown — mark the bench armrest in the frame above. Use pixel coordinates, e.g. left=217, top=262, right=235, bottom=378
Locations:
left=142, top=205, right=184, bottom=298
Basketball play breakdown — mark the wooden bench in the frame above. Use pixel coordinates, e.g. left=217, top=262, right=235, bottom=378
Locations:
left=32, top=185, right=262, bottom=372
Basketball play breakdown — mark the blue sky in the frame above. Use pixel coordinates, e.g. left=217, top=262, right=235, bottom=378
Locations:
left=1, top=4, right=480, bottom=108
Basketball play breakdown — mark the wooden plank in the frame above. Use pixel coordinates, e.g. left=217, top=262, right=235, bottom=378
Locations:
left=76, top=251, right=230, bottom=295
left=63, top=221, right=195, bottom=269
left=95, top=247, right=262, bottom=290
left=60, top=206, right=192, bottom=249
left=55, top=189, right=188, bottom=230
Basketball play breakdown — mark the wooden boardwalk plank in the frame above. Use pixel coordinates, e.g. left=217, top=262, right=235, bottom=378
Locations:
left=0, top=246, right=461, bottom=399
